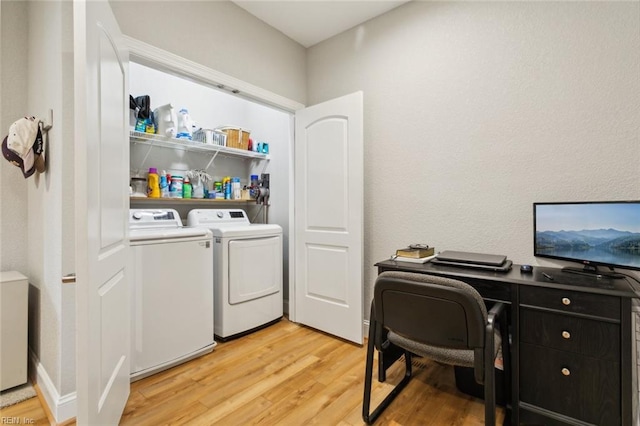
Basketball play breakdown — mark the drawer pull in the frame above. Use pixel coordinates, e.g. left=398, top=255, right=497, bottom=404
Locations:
left=561, top=297, right=571, bottom=306
left=561, top=330, right=571, bottom=339
left=561, top=367, right=571, bottom=376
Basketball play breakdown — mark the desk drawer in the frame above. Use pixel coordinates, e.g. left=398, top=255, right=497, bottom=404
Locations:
left=520, top=343, right=620, bottom=425
left=458, top=277, right=511, bottom=303
left=520, top=286, right=619, bottom=320
left=520, top=308, right=619, bottom=361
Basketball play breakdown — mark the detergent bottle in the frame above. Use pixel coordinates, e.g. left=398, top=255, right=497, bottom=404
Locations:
left=147, top=167, right=160, bottom=198
left=153, top=104, right=177, bottom=138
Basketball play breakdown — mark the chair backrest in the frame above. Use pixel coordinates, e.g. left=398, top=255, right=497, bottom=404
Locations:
left=374, top=271, right=487, bottom=350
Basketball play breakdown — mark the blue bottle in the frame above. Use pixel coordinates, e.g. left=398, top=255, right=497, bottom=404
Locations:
left=159, top=170, right=169, bottom=198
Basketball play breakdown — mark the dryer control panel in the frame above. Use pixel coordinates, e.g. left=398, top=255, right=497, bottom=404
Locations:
left=187, top=209, right=250, bottom=226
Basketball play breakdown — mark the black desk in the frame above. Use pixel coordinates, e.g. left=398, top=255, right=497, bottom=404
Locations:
left=375, top=259, right=639, bottom=425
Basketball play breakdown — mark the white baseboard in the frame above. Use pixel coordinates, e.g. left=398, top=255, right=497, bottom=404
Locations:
left=29, top=349, right=76, bottom=423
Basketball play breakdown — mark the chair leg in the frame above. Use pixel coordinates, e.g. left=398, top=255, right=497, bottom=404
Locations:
left=362, top=321, right=413, bottom=424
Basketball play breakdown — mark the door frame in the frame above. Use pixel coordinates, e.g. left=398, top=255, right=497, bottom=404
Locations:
left=123, top=37, right=303, bottom=113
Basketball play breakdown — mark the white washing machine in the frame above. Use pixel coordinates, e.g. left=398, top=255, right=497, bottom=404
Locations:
left=129, top=209, right=215, bottom=381
left=187, top=209, right=283, bottom=340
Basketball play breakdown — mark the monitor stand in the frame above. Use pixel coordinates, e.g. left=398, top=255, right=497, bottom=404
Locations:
left=561, top=265, right=625, bottom=279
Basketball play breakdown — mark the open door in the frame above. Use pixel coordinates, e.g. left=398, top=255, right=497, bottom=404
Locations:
left=293, top=92, right=364, bottom=344
left=74, top=0, right=130, bottom=423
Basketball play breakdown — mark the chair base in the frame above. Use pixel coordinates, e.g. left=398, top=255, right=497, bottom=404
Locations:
left=362, top=340, right=412, bottom=425
left=362, top=278, right=508, bottom=425
left=362, top=302, right=506, bottom=425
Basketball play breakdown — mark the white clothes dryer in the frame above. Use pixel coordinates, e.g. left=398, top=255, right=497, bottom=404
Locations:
left=129, top=209, right=215, bottom=381
left=187, top=209, right=283, bottom=340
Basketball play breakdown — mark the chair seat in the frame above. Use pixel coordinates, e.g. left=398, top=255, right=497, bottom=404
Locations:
left=388, top=329, right=502, bottom=369
left=388, top=331, right=474, bottom=367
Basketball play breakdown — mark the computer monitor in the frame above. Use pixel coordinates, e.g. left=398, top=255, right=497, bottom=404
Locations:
left=534, top=201, right=640, bottom=276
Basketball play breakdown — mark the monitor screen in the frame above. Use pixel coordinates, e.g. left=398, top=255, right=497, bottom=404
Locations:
left=534, top=201, right=640, bottom=272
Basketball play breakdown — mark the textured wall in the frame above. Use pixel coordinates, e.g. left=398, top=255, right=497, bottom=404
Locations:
left=59, top=0, right=75, bottom=395
left=2, top=0, right=76, bottom=400
left=0, top=0, right=28, bottom=273
left=110, top=0, right=307, bottom=105
left=27, top=0, right=64, bottom=395
left=307, top=1, right=640, bottom=311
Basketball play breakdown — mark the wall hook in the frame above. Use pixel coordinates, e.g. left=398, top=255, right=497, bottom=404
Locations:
left=40, top=109, right=53, bottom=133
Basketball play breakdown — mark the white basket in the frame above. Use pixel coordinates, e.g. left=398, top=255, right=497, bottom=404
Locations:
left=192, top=129, right=227, bottom=146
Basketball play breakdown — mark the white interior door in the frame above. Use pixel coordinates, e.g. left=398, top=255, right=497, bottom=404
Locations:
left=293, top=91, right=363, bottom=344
left=74, top=0, right=130, bottom=423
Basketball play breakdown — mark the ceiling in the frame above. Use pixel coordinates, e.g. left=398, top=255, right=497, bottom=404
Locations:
left=232, top=1, right=411, bottom=48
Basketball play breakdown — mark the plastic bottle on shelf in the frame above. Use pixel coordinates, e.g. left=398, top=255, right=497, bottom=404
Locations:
left=147, top=167, right=160, bottom=198
left=224, top=176, right=231, bottom=200
left=160, top=170, right=169, bottom=198
left=170, top=175, right=183, bottom=198
left=250, top=174, right=259, bottom=198
left=182, top=176, right=192, bottom=199
left=176, top=109, right=193, bottom=140
left=232, top=177, right=241, bottom=199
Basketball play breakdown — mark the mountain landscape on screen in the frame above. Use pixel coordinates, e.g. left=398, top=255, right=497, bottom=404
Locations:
left=536, top=228, right=640, bottom=252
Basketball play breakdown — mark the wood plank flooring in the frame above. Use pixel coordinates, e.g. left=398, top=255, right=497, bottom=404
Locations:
left=1, top=319, right=504, bottom=425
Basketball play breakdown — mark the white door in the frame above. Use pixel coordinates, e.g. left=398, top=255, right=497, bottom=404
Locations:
left=293, top=92, right=364, bottom=344
left=74, top=0, right=130, bottom=424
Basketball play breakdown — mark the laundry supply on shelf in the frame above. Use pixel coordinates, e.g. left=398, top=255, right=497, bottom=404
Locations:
left=176, top=109, right=193, bottom=140
left=169, top=175, right=183, bottom=198
left=160, top=170, right=169, bottom=198
left=147, top=167, right=160, bottom=198
left=182, top=176, right=192, bottom=199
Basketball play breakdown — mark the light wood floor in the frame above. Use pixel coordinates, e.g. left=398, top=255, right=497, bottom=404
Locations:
left=2, top=319, right=504, bottom=425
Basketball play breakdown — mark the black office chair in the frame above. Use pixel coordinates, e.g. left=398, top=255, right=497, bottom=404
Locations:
left=362, top=271, right=508, bottom=425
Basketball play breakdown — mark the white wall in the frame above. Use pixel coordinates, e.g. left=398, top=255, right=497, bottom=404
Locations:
left=0, top=0, right=29, bottom=274
left=0, top=1, right=77, bottom=418
left=27, top=0, right=61, bottom=399
left=110, top=0, right=307, bottom=105
left=307, top=1, right=640, bottom=309
left=59, top=0, right=76, bottom=398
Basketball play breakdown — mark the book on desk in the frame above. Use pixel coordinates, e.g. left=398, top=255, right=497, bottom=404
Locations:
left=394, top=245, right=436, bottom=263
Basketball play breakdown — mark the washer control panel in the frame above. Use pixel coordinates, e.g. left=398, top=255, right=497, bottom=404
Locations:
left=129, top=209, right=182, bottom=229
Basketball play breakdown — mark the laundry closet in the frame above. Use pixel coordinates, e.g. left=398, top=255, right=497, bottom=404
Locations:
left=125, top=37, right=364, bottom=349
left=126, top=56, right=293, bottom=374
left=128, top=59, right=293, bottom=277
